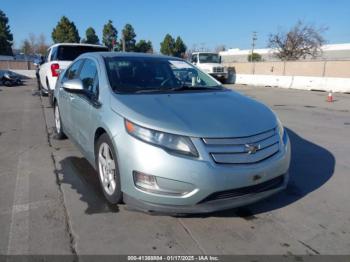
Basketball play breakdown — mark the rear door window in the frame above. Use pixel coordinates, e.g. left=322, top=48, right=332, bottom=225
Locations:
left=50, top=47, right=58, bottom=61
left=56, top=46, right=108, bottom=61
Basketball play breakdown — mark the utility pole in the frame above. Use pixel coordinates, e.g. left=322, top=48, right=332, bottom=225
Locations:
left=251, top=31, right=257, bottom=62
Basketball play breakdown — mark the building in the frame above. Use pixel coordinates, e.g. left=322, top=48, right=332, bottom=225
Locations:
left=220, top=43, right=350, bottom=62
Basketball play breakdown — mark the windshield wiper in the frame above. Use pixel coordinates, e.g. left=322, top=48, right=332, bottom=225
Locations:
left=168, top=85, right=223, bottom=92
left=131, top=86, right=223, bottom=94
left=133, top=89, right=164, bottom=94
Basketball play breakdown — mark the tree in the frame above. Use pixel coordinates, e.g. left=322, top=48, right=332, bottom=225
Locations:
left=160, top=34, right=175, bottom=56
left=37, top=34, right=49, bottom=55
left=174, top=36, right=187, bottom=58
left=82, top=27, right=99, bottom=44
left=121, top=24, right=136, bottom=52
left=28, top=33, right=37, bottom=53
left=21, top=33, right=49, bottom=56
left=52, top=16, right=80, bottom=43
left=0, top=9, right=13, bottom=55
left=268, top=21, right=327, bottom=61
left=21, top=39, right=32, bottom=55
left=102, top=20, right=118, bottom=51
left=248, top=52, right=262, bottom=62
left=135, top=40, right=153, bottom=53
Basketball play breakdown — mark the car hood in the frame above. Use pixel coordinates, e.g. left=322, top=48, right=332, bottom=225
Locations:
left=110, top=90, right=277, bottom=138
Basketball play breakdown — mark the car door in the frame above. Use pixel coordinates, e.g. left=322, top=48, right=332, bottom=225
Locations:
left=59, top=59, right=84, bottom=137
left=69, top=58, right=100, bottom=157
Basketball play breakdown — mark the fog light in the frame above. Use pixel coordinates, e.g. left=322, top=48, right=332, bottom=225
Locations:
left=133, top=171, right=158, bottom=191
left=133, top=171, right=191, bottom=196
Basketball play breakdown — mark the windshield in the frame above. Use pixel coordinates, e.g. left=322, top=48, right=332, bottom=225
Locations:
left=198, top=53, right=220, bottom=63
left=56, top=46, right=108, bottom=61
left=104, top=57, right=223, bottom=94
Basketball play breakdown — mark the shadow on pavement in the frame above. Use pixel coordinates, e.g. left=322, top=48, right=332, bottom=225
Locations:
left=57, top=128, right=335, bottom=217
left=58, top=156, right=119, bottom=214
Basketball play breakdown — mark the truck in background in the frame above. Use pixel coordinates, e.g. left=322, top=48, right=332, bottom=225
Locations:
left=190, top=52, right=228, bottom=83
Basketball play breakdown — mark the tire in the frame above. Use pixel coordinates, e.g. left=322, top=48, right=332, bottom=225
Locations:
left=95, top=133, right=122, bottom=204
left=54, top=103, right=66, bottom=139
left=40, top=87, right=48, bottom=96
left=36, top=76, right=41, bottom=91
left=4, top=80, right=12, bottom=87
left=48, top=91, right=54, bottom=107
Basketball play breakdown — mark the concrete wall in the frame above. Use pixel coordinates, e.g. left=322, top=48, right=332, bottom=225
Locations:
left=225, top=60, right=350, bottom=78
left=12, top=70, right=37, bottom=79
left=0, top=60, right=35, bottom=70
left=225, top=60, right=350, bottom=93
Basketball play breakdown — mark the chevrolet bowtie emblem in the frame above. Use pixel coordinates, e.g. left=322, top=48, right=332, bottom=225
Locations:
left=245, top=143, right=260, bottom=154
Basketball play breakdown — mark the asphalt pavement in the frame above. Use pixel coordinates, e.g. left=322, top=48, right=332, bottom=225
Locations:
left=0, top=80, right=349, bottom=255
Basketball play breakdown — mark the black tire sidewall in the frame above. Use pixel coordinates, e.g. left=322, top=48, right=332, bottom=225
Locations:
left=49, top=91, right=54, bottom=107
left=4, top=81, right=12, bottom=87
left=54, top=104, right=65, bottom=139
left=95, top=133, right=122, bottom=204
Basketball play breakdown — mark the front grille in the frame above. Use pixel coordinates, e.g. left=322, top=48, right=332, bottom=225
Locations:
left=213, top=67, right=224, bottom=73
left=203, top=128, right=280, bottom=164
left=199, top=175, right=284, bottom=203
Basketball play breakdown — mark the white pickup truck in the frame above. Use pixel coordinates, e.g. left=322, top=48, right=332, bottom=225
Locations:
left=190, top=52, right=228, bottom=83
left=38, top=43, right=108, bottom=104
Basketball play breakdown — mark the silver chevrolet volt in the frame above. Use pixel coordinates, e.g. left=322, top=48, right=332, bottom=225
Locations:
left=53, top=52, right=291, bottom=214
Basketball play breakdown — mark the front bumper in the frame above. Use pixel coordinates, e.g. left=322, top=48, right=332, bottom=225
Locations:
left=209, top=72, right=228, bottom=79
left=114, top=129, right=291, bottom=214
left=124, top=173, right=288, bottom=214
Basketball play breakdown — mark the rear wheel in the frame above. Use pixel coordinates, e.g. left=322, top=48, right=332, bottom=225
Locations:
left=48, top=91, right=54, bottom=107
left=40, top=87, right=48, bottom=96
left=96, top=134, right=122, bottom=204
left=47, top=80, right=54, bottom=106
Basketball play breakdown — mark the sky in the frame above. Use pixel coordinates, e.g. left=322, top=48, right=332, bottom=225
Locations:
left=2, top=0, right=350, bottom=51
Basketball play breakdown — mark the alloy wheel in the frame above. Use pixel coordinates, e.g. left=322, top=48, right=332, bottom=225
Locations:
left=55, top=105, right=61, bottom=134
left=98, top=142, right=117, bottom=195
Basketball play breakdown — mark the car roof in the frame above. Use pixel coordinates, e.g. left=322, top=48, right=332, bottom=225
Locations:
left=79, top=52, right=183, bottom=61
left=48, top=43, right=108, bottom=49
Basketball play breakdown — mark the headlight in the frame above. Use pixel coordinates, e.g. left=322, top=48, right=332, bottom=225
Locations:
left=277, top=118, right=287, bottom=145
left=125, top=119, right=198, bottom=157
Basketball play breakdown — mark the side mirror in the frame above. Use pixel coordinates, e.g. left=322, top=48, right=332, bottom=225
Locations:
left=219, top=56, right=222, bottom=63
left=62, top=79, right=84, bottom=93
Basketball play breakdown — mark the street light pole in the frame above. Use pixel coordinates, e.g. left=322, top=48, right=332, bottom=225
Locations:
left=251, top=31, right=257, bottom=62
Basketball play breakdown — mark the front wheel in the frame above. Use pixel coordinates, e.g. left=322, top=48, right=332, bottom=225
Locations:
left=4, top=80, right=12, bottom=87
left=54, top=103, right=66, bottom=139
left=96, top=134, right=122, bottom=204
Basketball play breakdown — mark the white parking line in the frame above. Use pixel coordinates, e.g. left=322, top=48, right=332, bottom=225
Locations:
left=0, top=200, right=55, bottom=216
left=6, top=97, right=31, bottom=255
